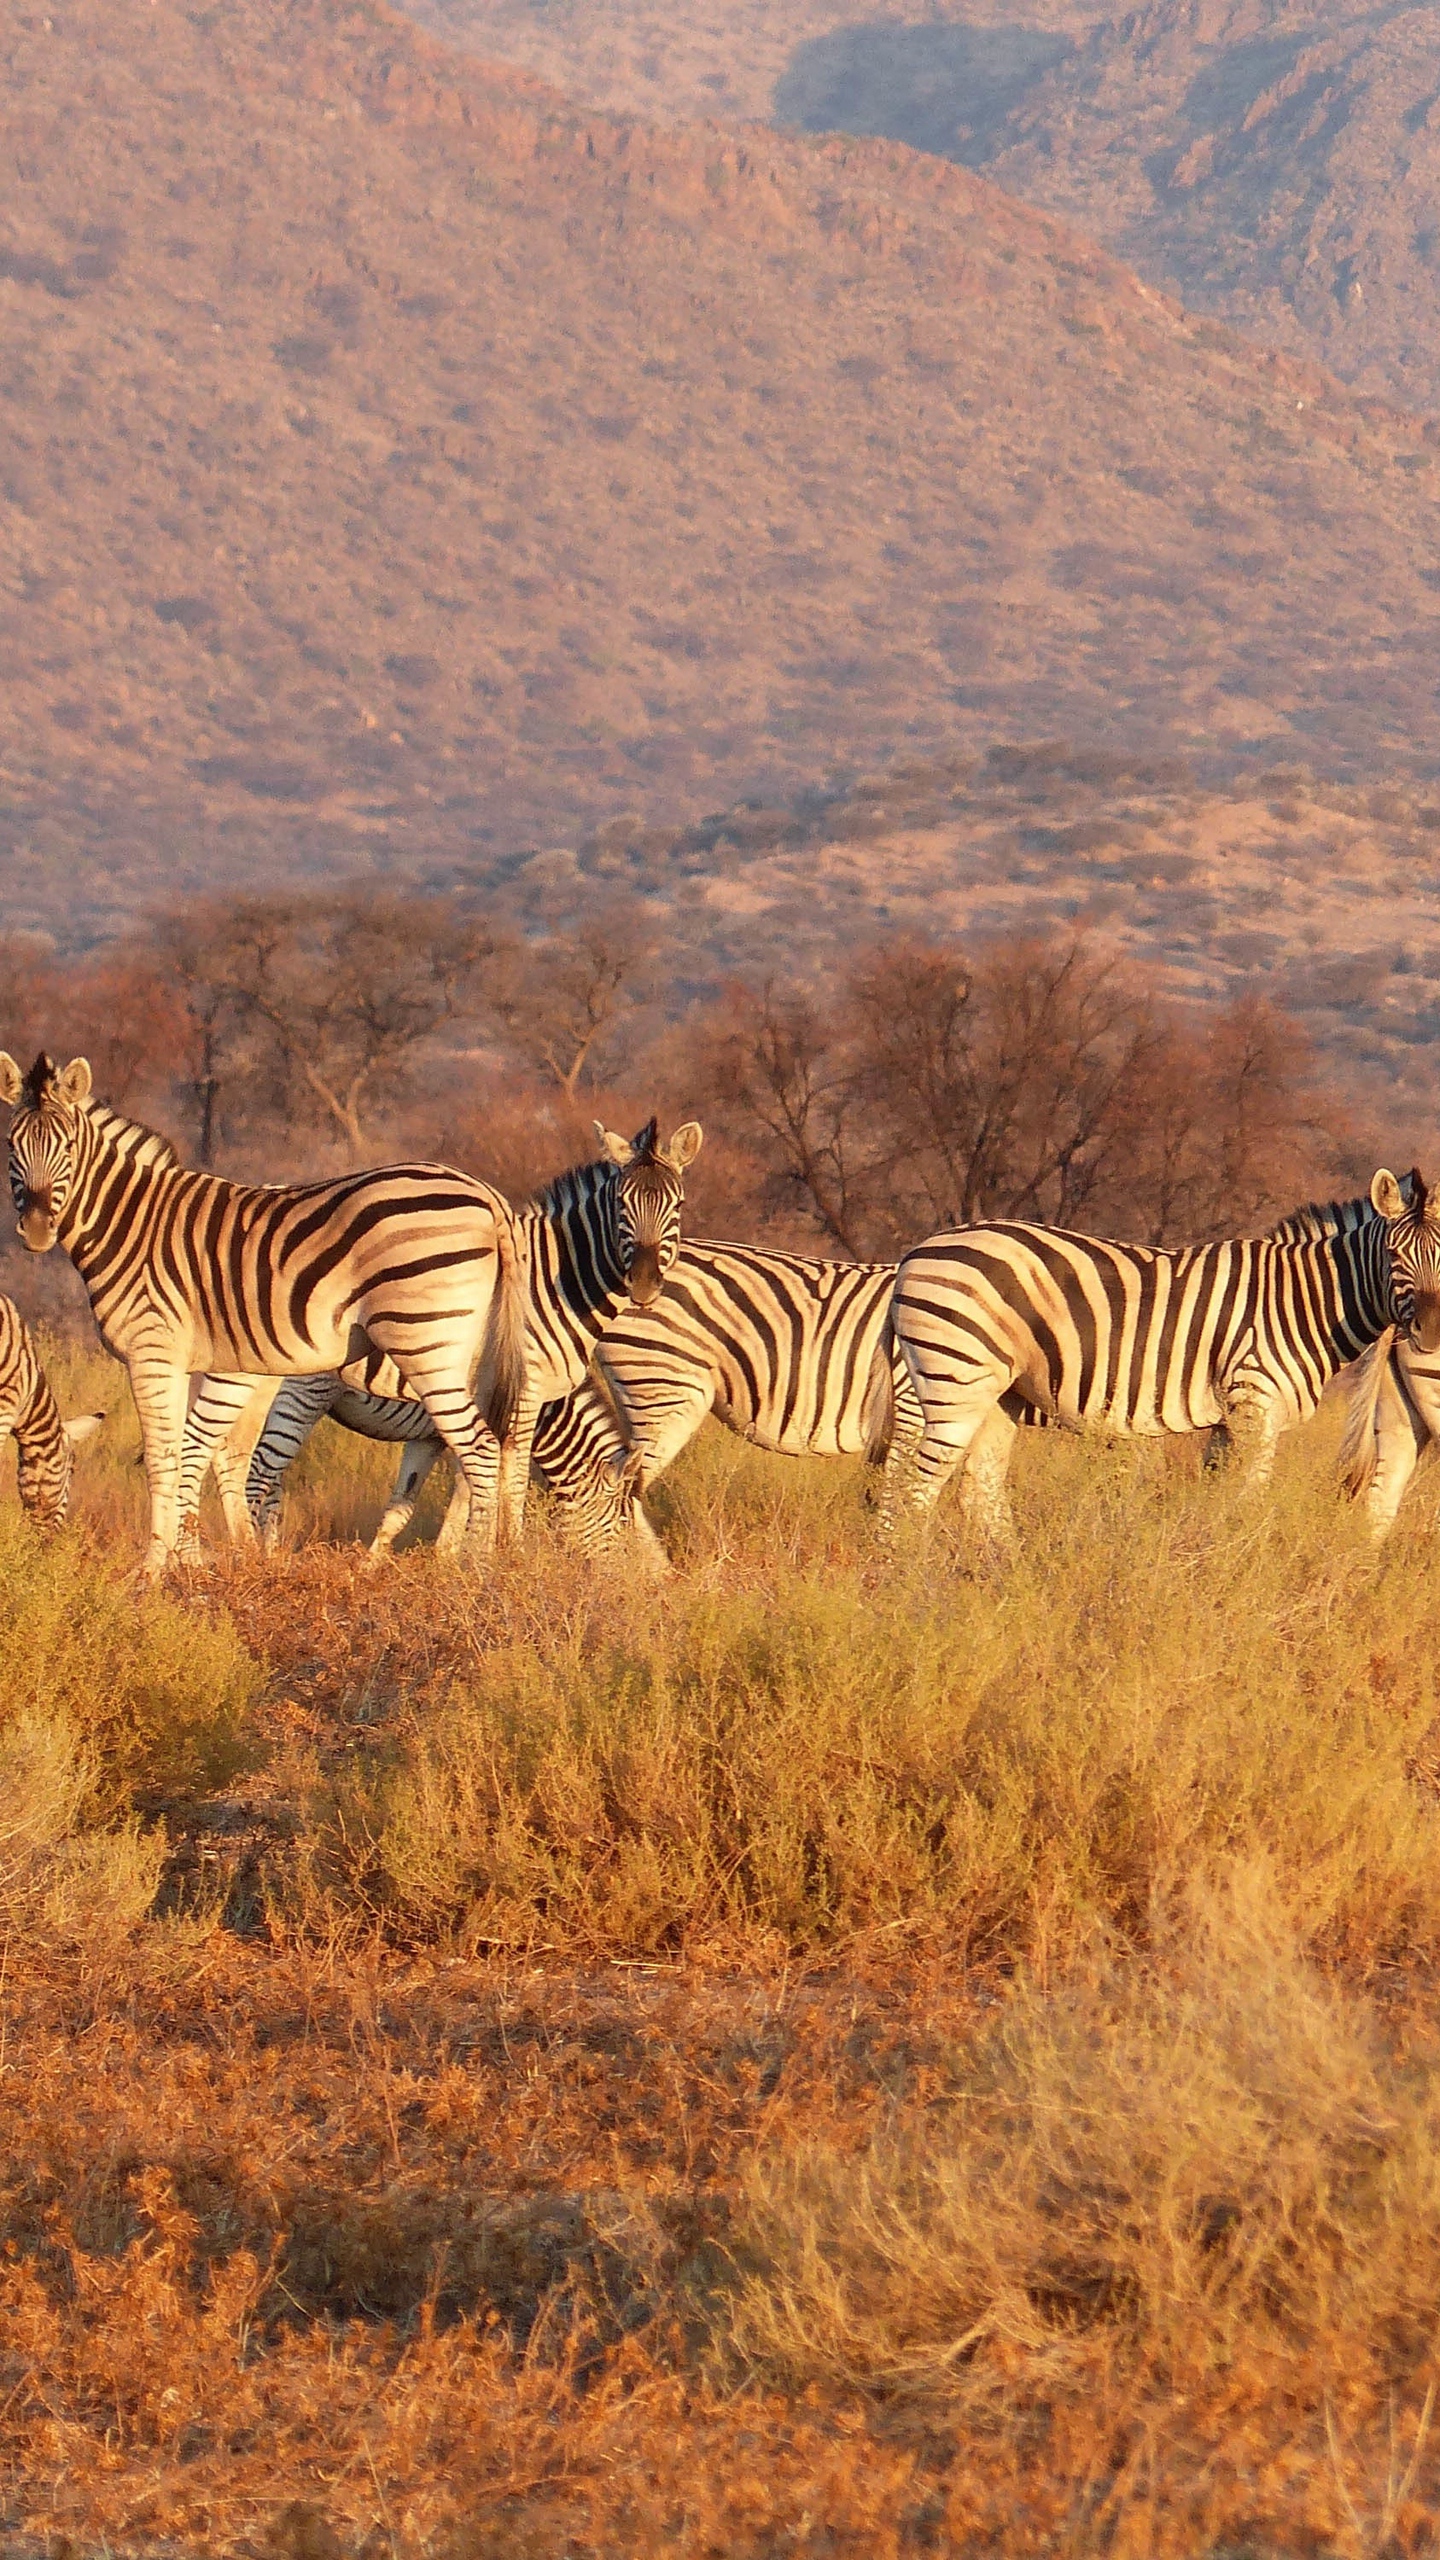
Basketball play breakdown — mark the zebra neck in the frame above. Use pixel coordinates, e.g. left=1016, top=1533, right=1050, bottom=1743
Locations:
left=521, top=1185, right=629, bottom=1335
left=1304, top=1222, right=1394, bottom=1363
left=58, top=1105, right=187, bottom=1264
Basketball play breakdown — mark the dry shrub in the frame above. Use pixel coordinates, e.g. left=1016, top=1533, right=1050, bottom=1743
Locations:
left=356, top=1420, right=1440, bottom=1965
left=722, top=1861, right=1440, bottom=2417
left=0, top=1506, right=258, bottom=1816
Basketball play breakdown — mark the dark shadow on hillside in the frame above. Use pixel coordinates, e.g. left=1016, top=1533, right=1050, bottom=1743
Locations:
left=774, top=19, right=1073, bottom=166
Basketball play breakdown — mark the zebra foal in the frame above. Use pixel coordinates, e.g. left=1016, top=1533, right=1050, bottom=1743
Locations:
left=0, top=1295, right=104, bottom=1528
left=885, top=1169, right=1440, bottom=1552
left=0, top=1051, right=529, bottom=1575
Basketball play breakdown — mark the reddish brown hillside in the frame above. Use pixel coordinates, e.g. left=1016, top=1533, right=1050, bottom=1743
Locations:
left=5, top=0, right=1440, bottom=947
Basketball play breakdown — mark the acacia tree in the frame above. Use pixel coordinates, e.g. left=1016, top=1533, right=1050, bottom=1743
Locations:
left=703, top=982, right=872, bottom=1254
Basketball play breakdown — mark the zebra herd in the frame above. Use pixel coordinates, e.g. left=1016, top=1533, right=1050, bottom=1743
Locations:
left=3, top=1045, right=1440, bottom=1567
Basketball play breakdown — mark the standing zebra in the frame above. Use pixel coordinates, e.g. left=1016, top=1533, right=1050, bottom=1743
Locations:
left=183, top=1117, right=703, bottom=1558
left=0, top=1296, right=105, bottom=1528
left=884, top=1169, right=1440, bottom=1550
left=0, top=1051, right=529, bottom=1575
left=236, top=1239, right=919, bottom=1556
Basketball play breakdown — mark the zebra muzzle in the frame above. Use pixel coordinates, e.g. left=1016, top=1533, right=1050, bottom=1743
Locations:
left=626, top=1245, right=663, bottom=1305
left=1409, top=1294, right=1440, bottom=1355
left=18, top=1205, right=57, bottom=1253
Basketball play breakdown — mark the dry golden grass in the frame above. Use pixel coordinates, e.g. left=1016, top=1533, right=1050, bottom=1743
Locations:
left=8, top=1335, right=1440, bottom=2551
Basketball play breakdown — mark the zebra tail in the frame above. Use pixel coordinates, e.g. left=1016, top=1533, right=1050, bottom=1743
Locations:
left=1337, top=1325, right=1394, bottom=1502
left=483, top=1199, right=529, bottom=1445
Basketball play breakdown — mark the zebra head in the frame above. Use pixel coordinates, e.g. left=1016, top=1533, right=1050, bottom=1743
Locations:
left=1371, top=1167, right=1440, bottom=1351
left=593, top=1116, right=703, bottom=1305
left=0, top=1053, right=94, bottom=1253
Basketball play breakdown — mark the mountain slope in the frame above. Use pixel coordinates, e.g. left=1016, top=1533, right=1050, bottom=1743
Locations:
left=5, top=0, right=1440, bottom=946
left=985, top=0, right=1440, bottom=412
left=434, top=0, right=1440, bottom=412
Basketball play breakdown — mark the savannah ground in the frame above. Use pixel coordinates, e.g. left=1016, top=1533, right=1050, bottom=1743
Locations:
left=7, top=1339, right=1440, bottom=2554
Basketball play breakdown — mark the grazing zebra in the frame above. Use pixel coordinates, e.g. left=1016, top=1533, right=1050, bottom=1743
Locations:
left=0, top=1051, right=529, bottom=1575
left=245, top=1359, right=664, bottom=1566
left=0, top=1296, right=105, bottom=1528
left=884, top=1168, right=1440, bottom=1550
left=234, top=1239, right=922, bottom=1557
left=182, top=1117, right=703, bottom=1558
left=1337, top=1324, right=1440, bottom=1538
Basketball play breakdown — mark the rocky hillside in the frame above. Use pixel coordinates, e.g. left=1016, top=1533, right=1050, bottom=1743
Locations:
left=6, top=0, right=1440, bottom=951
left=429, top=0, right=1440, bottom=412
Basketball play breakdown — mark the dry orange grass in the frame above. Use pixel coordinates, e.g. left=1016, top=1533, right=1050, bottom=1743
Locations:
left=7, top=1338, right=1440, bottom=2551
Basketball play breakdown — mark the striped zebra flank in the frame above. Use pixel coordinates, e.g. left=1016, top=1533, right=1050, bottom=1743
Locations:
left=885, top=1167, right=1440, bottom=1555
left=0, top=1295, right=105, bottom=1529
left=234, top=1237, right=919, bottom=1560
left=0, top=1050, right=530, bottom=1575
left=184, top=1116, right=702, bottom=1561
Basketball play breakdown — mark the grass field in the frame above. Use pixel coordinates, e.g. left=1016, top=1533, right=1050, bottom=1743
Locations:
left=7, top=1336, right=1440, bottom=2554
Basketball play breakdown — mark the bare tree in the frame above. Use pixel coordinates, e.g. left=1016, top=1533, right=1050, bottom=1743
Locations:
left=498, top=903, right=656, bottom=1103
left=711, top=933, right=1341, bottom=1256
left=706, top=981, right=872, bottom=1254
left=202, top=893, right=508, bottom=1164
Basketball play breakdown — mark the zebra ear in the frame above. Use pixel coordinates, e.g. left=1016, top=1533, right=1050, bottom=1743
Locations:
left=56, top=1057, right=93, bottom=1107
left=0, top=1055, right=20, bottom=1107
left=662, top=1121, right=704, bottom=1172
left=1371, top=1168, right=1407, bottom=1220
left=593, top=1123, right=633, bottom=1168
left=63, top=1411, right=106, bottom=1447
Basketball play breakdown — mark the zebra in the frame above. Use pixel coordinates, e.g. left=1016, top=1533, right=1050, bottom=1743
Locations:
left=883, top=1168, right=1440, bottom=1552
left=231, top=1240, right=923, bottom=1558
left=242, top=1359, right=664, bottom=1566
left=0, top=1049, right=534, bottom=1576
left=179, top=1116, right=703, bottom=1559
left=0, top=1295, right=105, bottom=1528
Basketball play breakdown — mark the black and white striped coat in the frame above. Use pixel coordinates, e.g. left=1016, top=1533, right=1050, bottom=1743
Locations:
left=0, top=1296, right=104, bottom=1528
left=185, top=1118, right=703, bottom=1558
left=242, top=1361, right=662, bottom=1566
left=0, top=1051, right=529, bottom=1574
left=884, top=1168, right=1440, bottom=1550
left=236, top=1238, right=918, bottom=1557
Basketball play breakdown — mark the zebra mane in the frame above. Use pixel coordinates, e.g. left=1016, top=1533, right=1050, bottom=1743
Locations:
left=1264, top=1196, right=1375, bottom=1244
left=85, top=1099, right=182, bottom=1172
left=529, top=1154, right=617, bottom=1220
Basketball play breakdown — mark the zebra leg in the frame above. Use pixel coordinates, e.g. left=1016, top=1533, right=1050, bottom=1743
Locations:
left=178, top=1375, right=276, bottom=1553
left=879, top=1369, right=1006, bottom=1540
left=1220, top=1392, right=1285, bottom=1492
left=129, top=1360, right=197, bottom=1577
left=370, top=1352, right=504, bottom=1557
left=495, top=1376, right=541, bottom=1550
left=372, top=1438, right=445, bottom=1558
left=246, top=1373, right=343, bottom=1550
left=607, top=1375, right=713, bottom=1497
left=957, top=1404, right=1020, bottom=1561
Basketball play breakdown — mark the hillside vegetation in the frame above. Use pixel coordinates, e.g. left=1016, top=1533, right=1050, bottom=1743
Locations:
left=433, top=0, right=1440, bottom=411
left=8, top=0, right=1440, bottom=948
left=8, top=1342, right=1440, bottom=2548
